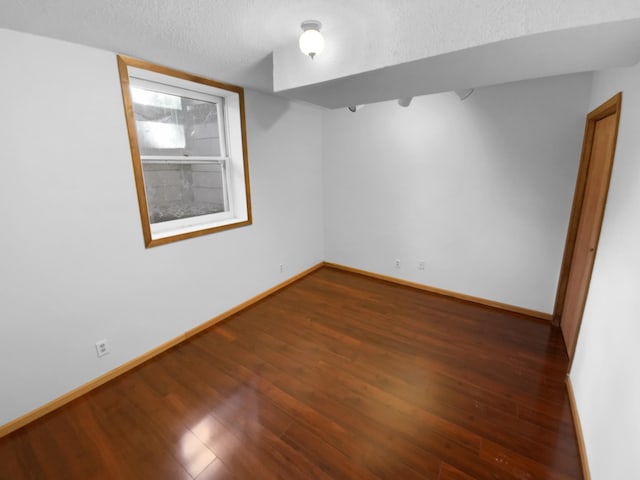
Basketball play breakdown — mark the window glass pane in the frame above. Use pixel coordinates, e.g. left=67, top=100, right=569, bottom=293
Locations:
left=137, top=121, right=185, bottom=150
left=142, top=162, right=228, bottom=224
left=131, top=87, right=222, bottom=157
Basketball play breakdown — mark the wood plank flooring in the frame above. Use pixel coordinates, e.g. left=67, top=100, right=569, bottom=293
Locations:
left=0, top=267, right=583, bottom=479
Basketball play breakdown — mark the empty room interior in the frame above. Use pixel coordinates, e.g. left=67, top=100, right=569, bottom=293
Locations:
left=1, top=1, right=640, bottom=479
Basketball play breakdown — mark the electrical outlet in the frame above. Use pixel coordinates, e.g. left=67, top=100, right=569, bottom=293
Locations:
left=279, top=263, right=284, bottom=273
left=418, top=261, right=425, bottom=270
left=394, top=259, right=401, bottom=269
left=95, top=339, right=110, bottom=357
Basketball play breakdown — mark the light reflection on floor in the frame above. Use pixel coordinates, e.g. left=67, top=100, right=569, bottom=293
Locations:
left=179, top=430, right=217, bottom=478
left=182, top=386, right=259, bottom=477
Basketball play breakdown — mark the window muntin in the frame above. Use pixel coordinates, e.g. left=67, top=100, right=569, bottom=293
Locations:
left=117, top=56, right=251, bottom=247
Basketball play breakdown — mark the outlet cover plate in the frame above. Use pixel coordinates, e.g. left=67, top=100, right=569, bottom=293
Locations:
left=95, top=339, right=110, bottom=357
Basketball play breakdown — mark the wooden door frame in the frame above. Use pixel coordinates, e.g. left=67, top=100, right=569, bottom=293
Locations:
left=552, top=93, right=622, bottom=339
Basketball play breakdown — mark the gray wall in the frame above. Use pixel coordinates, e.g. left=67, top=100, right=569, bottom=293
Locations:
left=571, top=60, right=640, bottom=480
left=0, top=28, right=324, bottom=426
left=322, top=74, right=592, bottom=313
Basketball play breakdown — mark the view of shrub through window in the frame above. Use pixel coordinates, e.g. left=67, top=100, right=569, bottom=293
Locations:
left=131, top=86, right=228, bottom=224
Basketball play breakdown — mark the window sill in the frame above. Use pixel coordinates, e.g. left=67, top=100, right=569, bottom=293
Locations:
left=145, top=217, right=252, bottom=247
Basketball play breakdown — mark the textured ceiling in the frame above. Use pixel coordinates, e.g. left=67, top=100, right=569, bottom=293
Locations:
left=1, top=0, right=640, bottom=107
left=276, top=18, right=640, bottom=108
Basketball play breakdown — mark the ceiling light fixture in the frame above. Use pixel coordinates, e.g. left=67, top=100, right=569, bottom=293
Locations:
left=397, top=97, right=413, bottom=107
left=299, top=20, right=324, bottom=59
left=455, top=88, right=474, bottom=101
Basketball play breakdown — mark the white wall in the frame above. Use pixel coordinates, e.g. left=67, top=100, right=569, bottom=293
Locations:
left=0, top=29, right=324, bottom=427
left=570, top=62, right=640, bottom=479
left=323, top=74, right=592, bottom=313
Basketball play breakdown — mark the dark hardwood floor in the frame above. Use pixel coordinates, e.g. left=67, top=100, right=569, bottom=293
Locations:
left=0, top=267, right=583, bottom=479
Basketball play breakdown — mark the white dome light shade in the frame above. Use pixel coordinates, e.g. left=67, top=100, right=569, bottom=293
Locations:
left=299, top=20, right=324, bottom=59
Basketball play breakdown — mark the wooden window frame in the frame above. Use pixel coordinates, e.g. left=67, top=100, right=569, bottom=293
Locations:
left=117, top=55, right=252, bottom=248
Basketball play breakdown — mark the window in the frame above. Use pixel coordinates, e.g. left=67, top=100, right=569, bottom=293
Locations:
left=117, top=55, right=252, bottom=247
